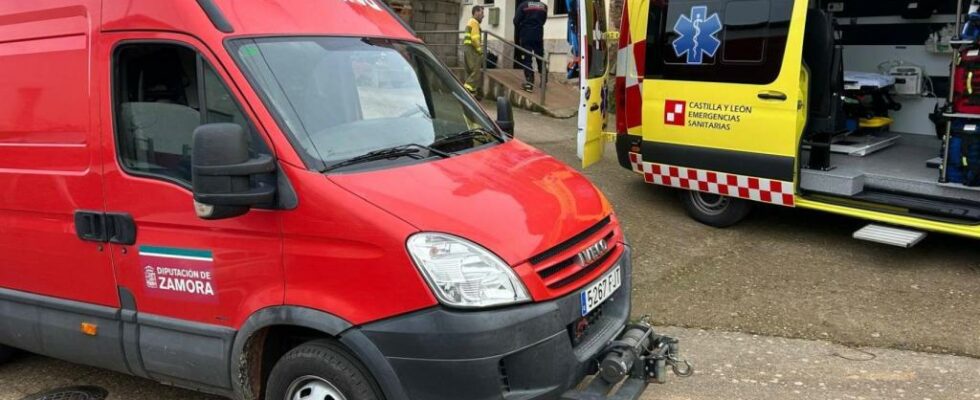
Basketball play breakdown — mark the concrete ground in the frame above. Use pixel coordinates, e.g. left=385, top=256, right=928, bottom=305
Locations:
left=3, top=326, right=979, bottom=400
left=2, top=106, right=979, bottom=399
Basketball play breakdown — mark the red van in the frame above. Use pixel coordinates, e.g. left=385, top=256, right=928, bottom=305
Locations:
left=0, top=1, right=678, bottom=399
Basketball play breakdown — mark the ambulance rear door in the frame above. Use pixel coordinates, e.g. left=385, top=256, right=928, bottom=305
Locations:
left=577, top=0, right=613, bottom=168
left=639, top=0, right=806, bottom=207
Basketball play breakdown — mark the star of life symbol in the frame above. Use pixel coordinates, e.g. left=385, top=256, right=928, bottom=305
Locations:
left=672, top=6, right=722, bottom=65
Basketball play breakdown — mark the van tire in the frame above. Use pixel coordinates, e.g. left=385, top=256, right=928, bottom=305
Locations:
left=680, top=190, right=752, bottom=228
left=265, top=339, right=382, bottom=400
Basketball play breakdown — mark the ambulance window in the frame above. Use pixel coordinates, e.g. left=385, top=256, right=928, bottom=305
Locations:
left=113, top=43, right=267, bottom=186
left=722, top=0, right=769, bottom=62
left=645, top=0, right=667, bottom=77
left=645, top=0, right=793, bottom=84
left=586, top=0, right=609, bottom=79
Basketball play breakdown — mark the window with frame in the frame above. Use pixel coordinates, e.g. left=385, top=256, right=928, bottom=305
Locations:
left=554, top=0, right=569, bottom=15
left=645, top=0, right=793, bottom=84
left=586, top=0, right=609, bottom=79
left=113, top=43, right=268, bottom=186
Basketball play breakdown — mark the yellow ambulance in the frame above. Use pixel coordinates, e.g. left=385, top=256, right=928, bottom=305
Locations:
left=579, top=0, right=980, bottom=247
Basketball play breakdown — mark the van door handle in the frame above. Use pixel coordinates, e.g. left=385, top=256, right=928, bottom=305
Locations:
left=105, top=212, right=137, bottom=245
left=758, top=91, right=788, bottom=101
left=73, top=211, right=136, bottom=244
left=74, top=211, right=106, bottom=242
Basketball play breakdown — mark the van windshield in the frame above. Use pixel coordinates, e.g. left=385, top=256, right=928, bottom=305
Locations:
left=231, top=37, right=500, bottom=171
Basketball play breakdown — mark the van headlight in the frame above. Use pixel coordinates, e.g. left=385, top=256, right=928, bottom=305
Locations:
left=407, top=233, right=530, bottom=308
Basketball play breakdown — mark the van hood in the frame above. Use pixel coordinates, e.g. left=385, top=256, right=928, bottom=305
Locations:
left=328, top=140, right=613, bottom=265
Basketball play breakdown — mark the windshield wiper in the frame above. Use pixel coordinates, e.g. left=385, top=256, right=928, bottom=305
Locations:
left=430, top=128, right=504, bottom=149
left=321, top=144, right=450, bottom=172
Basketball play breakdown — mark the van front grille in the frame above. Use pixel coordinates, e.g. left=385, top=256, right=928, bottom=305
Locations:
left=528, top=216, right=611, bottom=265
left=529, top=217, right=619, bottom=291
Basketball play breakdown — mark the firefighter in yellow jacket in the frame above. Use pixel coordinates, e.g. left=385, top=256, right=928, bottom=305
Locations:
left=463, top=5, right=484, bottom=96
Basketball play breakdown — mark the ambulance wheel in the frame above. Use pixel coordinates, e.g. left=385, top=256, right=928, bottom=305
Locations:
left=0, top=345, right=14, bottom=364
left=265, top=340, right=382, bottom=400
left=680, top=190, right=752, bottom=228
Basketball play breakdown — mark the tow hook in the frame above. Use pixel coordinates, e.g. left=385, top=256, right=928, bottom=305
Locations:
left=562, top=320, right=692, bottom=400
left=599, top=320, right=693, bottom=385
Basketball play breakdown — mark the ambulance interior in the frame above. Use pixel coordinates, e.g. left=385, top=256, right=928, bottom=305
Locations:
left=799, top=0, right=980, bottom=223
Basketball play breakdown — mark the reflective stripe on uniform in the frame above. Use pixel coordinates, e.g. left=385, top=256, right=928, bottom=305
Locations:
left=463, top=18, right=481, bottom=50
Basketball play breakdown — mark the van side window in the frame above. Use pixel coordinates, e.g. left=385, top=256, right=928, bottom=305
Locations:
left=644, top=0, right=793, bottom=84
left=113, top=43, right=266, bottom=185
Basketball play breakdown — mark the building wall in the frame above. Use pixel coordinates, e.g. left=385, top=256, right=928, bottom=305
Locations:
left=388, top=0, right=464, bottom=66
left=457, top=0, right=621, bottom=73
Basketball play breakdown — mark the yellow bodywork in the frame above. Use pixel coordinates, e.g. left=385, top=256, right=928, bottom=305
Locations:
left=580, top=0, right=610, bottom=168
left=580, top=71, right=608, bottom=168
left=641, top=1, right=806, bottom=159
left=796, top=198, right=980, bottom=239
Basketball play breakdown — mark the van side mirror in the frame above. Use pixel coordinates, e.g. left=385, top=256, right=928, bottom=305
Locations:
left=192, top=123, right=276, bottom=220
left=496, top=96, right=515, bottom=137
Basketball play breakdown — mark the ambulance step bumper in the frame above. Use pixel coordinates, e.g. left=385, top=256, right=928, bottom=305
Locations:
left=853, top=224, right=927, bottom=248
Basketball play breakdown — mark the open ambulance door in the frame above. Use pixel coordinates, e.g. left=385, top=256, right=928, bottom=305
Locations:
left=577, top=0, right=612, bottom=168
left=639, top=0, right=808, bottom=208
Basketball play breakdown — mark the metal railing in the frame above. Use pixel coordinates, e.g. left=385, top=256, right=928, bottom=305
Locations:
left=416, top=29, right=554, bottom=104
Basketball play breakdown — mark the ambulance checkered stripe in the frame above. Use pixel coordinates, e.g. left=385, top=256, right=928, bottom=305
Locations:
left=629, top=152, right=796, bottom=207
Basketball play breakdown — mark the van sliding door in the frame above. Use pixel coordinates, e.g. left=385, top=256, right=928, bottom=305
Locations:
left=0, top=0, right=128, bottom=374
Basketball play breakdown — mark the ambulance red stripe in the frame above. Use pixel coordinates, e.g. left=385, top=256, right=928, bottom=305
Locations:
left=629, top=152, right=795, bottom=207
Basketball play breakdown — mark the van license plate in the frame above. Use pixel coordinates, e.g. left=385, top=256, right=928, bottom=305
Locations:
left=580, top=266, right=621, bottom=316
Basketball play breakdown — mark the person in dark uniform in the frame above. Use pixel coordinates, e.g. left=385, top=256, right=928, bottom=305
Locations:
left=514, top=0, right=548, bottom=92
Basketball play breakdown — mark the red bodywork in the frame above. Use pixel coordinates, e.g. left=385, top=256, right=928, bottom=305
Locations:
left=0, top=0, right=620, bottom=332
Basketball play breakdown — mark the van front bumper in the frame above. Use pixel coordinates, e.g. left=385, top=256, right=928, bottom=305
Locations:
left=349, top=246, right=634, bottom=400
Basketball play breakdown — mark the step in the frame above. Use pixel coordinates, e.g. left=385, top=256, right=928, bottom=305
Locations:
left=853, top=224, right=927, bottom=248
left=483, top=69, right=579, bottom=118
left=800, top=168, right=866, bottom=196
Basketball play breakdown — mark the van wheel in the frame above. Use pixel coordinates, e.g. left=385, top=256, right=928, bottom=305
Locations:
left=680, top=190, right=752, bottom=228
left=265, top=340, right=382, bottom=400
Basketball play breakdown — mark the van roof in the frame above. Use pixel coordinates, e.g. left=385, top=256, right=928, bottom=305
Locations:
left=102, top=0, right=417, bottom=42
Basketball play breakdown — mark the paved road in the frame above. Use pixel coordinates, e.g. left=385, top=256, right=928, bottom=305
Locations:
left=4, top=326, right=979, bottom=400
left=2, top=106, right=978, bottom=399
left=642, top=327, right=980, bottom=400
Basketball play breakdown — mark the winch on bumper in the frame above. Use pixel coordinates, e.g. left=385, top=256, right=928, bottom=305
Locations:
left=352, top=246, right=689, bottom=400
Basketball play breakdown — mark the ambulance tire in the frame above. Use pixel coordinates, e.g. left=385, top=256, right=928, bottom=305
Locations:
left=680, top=190, right=752, bottom=228
left=0, top=345, right=14, bottom=364
left=265, top=339, right=383, bottom=400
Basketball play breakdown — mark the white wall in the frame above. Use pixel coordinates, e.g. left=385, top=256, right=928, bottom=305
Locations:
left=459, top=2, right=515, bottom=41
